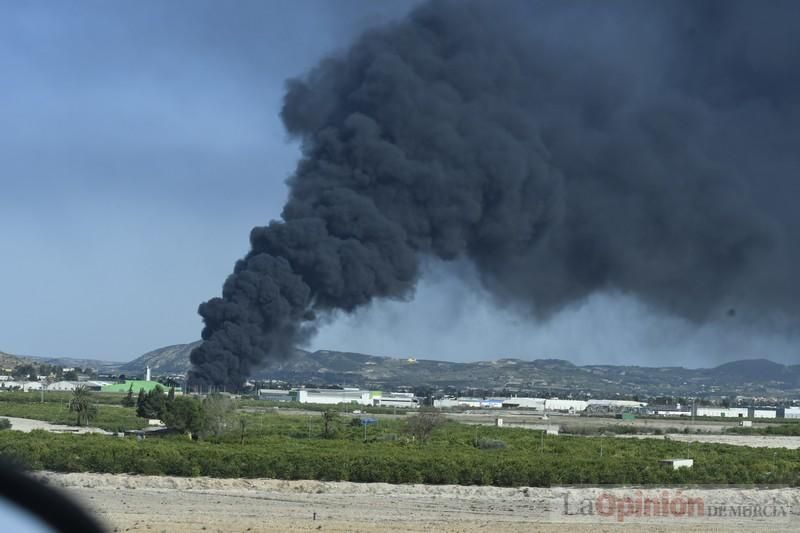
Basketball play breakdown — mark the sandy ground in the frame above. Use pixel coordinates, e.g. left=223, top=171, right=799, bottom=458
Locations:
left=617, top=433, right=800, bottom=449
left=37, top=472, right=799, bottom=533
left=2, top=416, right=110, bottom=435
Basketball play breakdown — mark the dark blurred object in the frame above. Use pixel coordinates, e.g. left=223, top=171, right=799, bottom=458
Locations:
left=0, top=462, right=104, bottom=532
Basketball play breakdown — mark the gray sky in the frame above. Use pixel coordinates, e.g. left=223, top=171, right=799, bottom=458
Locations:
left=2, top=0, right=797, bottom=367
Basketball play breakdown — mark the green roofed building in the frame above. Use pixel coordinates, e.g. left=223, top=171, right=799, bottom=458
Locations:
left=101, top=380, right=178, bottom=394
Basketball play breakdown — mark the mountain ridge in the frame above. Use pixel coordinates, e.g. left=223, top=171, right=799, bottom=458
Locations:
left=3, top=345, right=798, bottom=397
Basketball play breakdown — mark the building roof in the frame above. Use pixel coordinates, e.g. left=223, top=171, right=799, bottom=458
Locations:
left=101, top=380, right=170, bottom=393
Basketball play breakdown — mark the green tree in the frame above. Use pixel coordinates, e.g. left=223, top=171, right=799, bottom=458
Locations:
left=136, top=386, right=166, bottom=419
left=0, top=418, right=11, bottom=430
left=121, top=384, right=136, bottom=407
left=202, top=394, right=236, bottom=437
left=321, top=409, right=340, bottom=438
left=12, top=363, right=37, bottom=380
left=69, top=386, right=97, bottom=426
left=168, top=386, right=176, bottom=402
left=163, top=396, right=205, bottom=437
left=404, top=408, right=444, bottom=444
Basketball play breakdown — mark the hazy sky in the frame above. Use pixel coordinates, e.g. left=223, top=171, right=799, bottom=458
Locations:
left=2, top=1, right=797, bottom=367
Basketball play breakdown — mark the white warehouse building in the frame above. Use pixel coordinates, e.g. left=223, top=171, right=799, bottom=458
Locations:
left=696, top=407, right=749, bottom=418
left=784, top=407, right=800, bottom=419
left=753, top=409, right=777, bottom=419
left=292, top=388, right=378, bottom=406
left=373, top=392, right=419, bottom=409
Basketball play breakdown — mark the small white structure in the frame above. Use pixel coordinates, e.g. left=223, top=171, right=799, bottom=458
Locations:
left=739, top=420, right=753, bottom=427
left=496, top=418, right=503, bottom=427
left=145, top=366, right=151, bottom=382
left=660, top=458, right=694, bottom=470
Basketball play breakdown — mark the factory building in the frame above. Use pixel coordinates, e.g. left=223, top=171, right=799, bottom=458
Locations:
left=257, top=389, right=293, bottom=402
left=545, top=399, right=590, bottom=412
left=783, top=407, right=800, bottom=419
left=434, top=397, right=484, bottom=409
left=695, top=407, right=749, bottom=418
left=501, top=397, right=545, bottom=409
left=751, top=408, right=777, bottom=419
left=372, top=392, right=420, bottom=408
left=0, top=381, right=42, bottom=391
left=45, top=381, right=111, bottom=391
left=292, top=388, right=380, bottom=406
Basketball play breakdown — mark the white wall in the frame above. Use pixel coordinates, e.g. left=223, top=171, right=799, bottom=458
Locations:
left=784, top=407, right=800, bottom=419
left=545, top=399, right=588, bottom=412
left=502, top=398, right=545, bottom=409
left=295, top=389, right=372, bottom=406
left=696, top=407, right=748, bottom=418
left=753, top=409, right=776, bottom=419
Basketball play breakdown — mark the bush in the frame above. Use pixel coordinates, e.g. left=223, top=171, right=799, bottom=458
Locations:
left=0, top=418, right=10, bottom=430
left=1, top=413, right=798, bottom=487
left=404, top=409, right=444, bottom=443
left=476, top=437, right=506, bottom=449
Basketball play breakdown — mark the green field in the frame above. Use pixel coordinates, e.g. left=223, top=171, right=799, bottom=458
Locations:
left=0, top=394, right=147, bottom=431
left=1, top=406, right=798, bottom=486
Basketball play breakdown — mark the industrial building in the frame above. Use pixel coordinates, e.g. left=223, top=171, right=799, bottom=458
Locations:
left=695, top=407, right=749, bottom=418
left=101, top=380, right=175, bottom=394
left=372, top=392, right=420, bottom=408
left=783, top=407, right=800, bottom=419
left=47, top=380, right=111, bottom=391
left=257, top=388, right=293, bottom=402
left=291, top=388, right=379, bottom=406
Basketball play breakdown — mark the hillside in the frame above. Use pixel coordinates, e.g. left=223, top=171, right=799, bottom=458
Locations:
left=5, top=343, right=799, bottom=398
left=0, top=349, right=119, bottom=373
left=0, top=350, right=29, bottom=369
left=116, top=342, right=800, bottom=398
left=118, top=342, right=203, bottom=375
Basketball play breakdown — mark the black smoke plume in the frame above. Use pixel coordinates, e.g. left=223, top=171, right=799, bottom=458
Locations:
left=190, top=0, right=800, bottom=388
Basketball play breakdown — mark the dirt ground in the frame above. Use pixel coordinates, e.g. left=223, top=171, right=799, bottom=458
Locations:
left=616, top=433, right=800, bottom=449
left=2, top=416, right=110, bottom=435
left=38, top=472, right=799, bottom=533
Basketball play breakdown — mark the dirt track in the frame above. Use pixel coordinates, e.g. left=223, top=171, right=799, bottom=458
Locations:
left=38, top=472, right=799, bottom=532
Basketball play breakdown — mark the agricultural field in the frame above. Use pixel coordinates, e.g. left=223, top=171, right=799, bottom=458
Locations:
left=0, top=393, right=147, bottom=432
left=1, top=394, right=799, bottom=486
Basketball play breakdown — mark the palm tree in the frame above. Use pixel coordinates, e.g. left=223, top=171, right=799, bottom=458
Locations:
left=69, top=386, right=97, bottom=426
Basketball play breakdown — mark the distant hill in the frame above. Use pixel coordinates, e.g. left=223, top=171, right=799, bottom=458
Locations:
left=4, top=343, right=799, bottom=397
left=0, top=349, right=119, bottom=372
left=118, top=341, right=203, bottom=375
left=0, top=350, right=29, bottom=369
left=115, top=342, right=800, bottom=397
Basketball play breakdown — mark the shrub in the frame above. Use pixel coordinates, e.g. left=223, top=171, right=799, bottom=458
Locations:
left=404, top=408, right=444, bottom=444
left=0, top=418, right=10, bottom=430
left=476, top=437, right=506, bottom=449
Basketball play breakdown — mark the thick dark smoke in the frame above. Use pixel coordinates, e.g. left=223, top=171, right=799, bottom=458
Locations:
left=190, top=0, right=800, bottom=388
